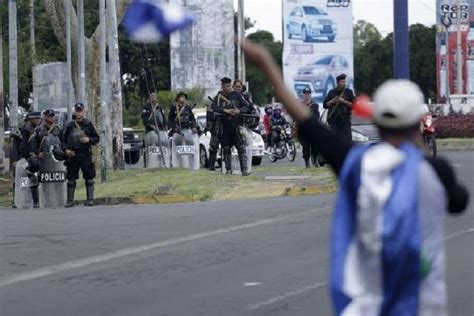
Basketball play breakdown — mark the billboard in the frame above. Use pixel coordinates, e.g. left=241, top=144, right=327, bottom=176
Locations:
left=436, top=0, right=474, bottom=102
left=282, top=0, right=353, bottom=103
left=169, top=0, right=235, bottom=97
left=33, top=62, right=70, bottom=111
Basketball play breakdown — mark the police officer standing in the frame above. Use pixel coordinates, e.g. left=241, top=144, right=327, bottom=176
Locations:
left=211, top=77, right=251, bottom=175
left=30, top=110, right=62, bottom=157
left=301, top=87, right=320, bottom=168
left=17, top=112, right=42, bottom=208
left=142, top=91, right=166, bottom=132
left=168, top=92, right=198, bottom=136
left=61, top=103, right=100, bottom=207
left=207, top=78, right=232, bottom=171
left=323, top=74, right=355, bottom=142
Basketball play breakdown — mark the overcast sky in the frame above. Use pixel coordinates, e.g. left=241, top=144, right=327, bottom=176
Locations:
left=234, top=0, right=437, bottom=40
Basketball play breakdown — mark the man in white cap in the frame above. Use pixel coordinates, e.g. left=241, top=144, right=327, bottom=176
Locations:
left=240, top=40, right=469, bottom=316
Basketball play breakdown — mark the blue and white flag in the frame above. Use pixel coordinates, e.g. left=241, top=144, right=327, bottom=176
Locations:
left=331, top=143, right=447, bottom=316
left=123, top=0, right=195, bottom=42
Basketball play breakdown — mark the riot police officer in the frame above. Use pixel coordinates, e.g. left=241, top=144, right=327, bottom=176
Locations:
left=207, top=78, right=232, bottom=171
left=17, top=111, right=42, bottom=208
left=211, top=77, right=251, bottom=175
left=168, top=92, right=198, bottom=135
left=31, top=109, right=62, bottom=157
left=61, top=103, right=100, bottom=207
left=142, top=91, right=166, bottom=132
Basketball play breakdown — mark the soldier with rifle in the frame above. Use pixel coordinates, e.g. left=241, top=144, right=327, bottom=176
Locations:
left=168, top=92, right=198, bottom=136
left=210, top=77, right=252, bottom=175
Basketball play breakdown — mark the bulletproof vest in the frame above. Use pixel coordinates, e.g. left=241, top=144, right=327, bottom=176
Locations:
left=37, top=125, right=62, bottom=153
left=176, top=105, right=193, bottom=129
left=146, top=104, right=164, bottom=129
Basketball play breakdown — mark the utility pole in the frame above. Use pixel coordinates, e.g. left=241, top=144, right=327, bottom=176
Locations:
left=100, top=0, right=109, bottom=182
left=456, top=0, right=463, bottom=94
left=77, top=0, right=86, bottom=109
left=238, top=0, right=246, bottom=82
left=236, top=1, right=242, bottom=80
left=0, top=0, right=5, bottom=172
left=30, top=0, right=36, bottom=65
left=107, top=0, right=124, bottom=170
left=393, top=0, right=409, bottom=79
left=65, top=0, right=74, bottom=120
left=8, top=0, right=19, bottom=134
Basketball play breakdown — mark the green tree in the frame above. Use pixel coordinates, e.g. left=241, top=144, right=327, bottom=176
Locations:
left=245, top=30, right=282, bottom=105
left=353, top=20, right=436, bottom=100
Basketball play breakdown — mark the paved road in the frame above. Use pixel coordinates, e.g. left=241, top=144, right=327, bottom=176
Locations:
left=0, top=152, right=472, bottom=316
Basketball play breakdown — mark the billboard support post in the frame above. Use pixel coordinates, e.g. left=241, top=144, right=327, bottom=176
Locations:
left=393, top=0, right=410, bottom=79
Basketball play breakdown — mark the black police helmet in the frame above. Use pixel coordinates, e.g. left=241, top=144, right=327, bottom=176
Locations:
left=74, top=103, right=85, bottom=111
left=43, top=109, right=55, bottom=117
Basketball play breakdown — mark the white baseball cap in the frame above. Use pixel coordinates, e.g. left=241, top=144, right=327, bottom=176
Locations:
left=373, top=80, right=425, bottom=129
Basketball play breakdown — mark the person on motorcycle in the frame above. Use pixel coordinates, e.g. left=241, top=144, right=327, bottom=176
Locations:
left=269, top=106, right=288, bottom=153
left=240, top=40, right=469, bottom=316
left=263, top=106, right=273, bottom=148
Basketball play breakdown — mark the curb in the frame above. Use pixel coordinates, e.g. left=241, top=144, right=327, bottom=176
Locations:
left=438, top=139, right=474, bottom=151
left=77, top=185, right=338, bottom=207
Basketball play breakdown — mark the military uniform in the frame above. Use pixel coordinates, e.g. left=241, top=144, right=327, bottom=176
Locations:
left=302, top=100, right=320, bottom=167
left=323, top=87, right=355, bottom=142
left=61, top=110, right=100, bottom=207
left=18, top=113, right=42, bottom=207
left=211, top=91, right=251, bottom=175
left=142, top=103, right=166, bottom=132
left=168, top=103, right=197, bottom=135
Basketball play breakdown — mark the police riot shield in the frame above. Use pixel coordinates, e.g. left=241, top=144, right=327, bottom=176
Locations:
left=38, top=134, right=67, bottom=208
left=14, top=158, right=33, bottom=209
left=144, top=131, right=170, bottom=168
left=221, top=127, right=253, bottom=175
left=171, top=129, right=200, bottom=170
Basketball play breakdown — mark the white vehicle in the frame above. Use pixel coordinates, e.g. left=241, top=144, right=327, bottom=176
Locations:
left=194, top=111, right=265, bottom=167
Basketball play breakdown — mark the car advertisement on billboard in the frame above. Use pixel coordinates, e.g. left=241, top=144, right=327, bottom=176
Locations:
left=436, top=0, right=474, bottom=102
left=282, top=0, right=353, bottom=102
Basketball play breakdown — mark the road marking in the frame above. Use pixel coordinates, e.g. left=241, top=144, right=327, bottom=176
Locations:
left=247, top=281, right=327, bottom=310
left=246, top=228, right=474, bottom=311
left=0, top=208, right=330, bottom=288
left=244, top=282, right=262, bottom=287
left=444, top=228, right=474, bottom=241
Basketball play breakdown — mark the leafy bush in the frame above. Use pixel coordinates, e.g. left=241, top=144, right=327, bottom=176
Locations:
left=434, top=114, right=474, bottom=138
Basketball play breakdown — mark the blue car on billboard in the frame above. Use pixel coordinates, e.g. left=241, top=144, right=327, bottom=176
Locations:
left=293, top=55, right=352, bottom=100
left=287, top=5, right=337, bottom=42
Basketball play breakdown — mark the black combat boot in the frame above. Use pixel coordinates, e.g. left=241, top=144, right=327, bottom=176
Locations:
left=208, top=150, right=217, bottom=171
left=223, top=151, right=233, bottom=175
left=30, top=186, right=40, bottom=209
left=85, top=180, right=94, bottom=207
left=238, top=146, right=250, bottom=176
left=66, top=180, right=76, bottom=208
left=304, top=159, right=310, bottom=169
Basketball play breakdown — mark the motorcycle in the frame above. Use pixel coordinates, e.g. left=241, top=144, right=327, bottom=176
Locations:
left=421, top=113, right=437, bottom=157
left=268, top=124, right=296, bottom=162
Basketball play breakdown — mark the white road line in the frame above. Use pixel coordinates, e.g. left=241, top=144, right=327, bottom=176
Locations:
left=247, top=281, right=327, bottom=310
left=247, top=228, right=474, bottom=311
left=0, top=208, right=329, bottom=288
left=444, top=228, right=474, bottom=241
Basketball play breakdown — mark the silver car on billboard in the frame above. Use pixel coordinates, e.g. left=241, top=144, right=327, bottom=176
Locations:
left=293, top=55, right=352, bottom=100
left=286, top=5, right=337, bottom=42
